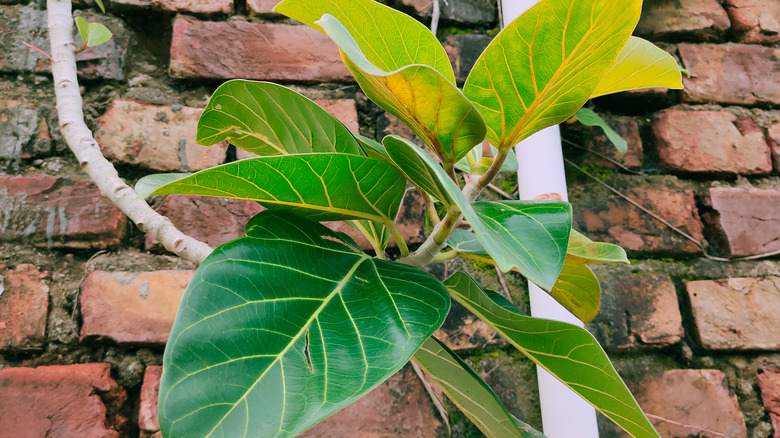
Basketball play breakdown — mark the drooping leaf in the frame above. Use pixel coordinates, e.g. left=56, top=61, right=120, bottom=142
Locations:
left=355, top=134, right=388, bottom=160
left=549, top=256, right=601, bottom=322
left=274, top=0, right=455, bottom=81
left=414, top=337, right=546, bottom=438
left=75, top=17, right=112, bottom=47
left=574, top=108, right=628, bottom=154
left=566, top=229, right=629, bottom=265
left=159, top=212, right=451, bottom=438
left=135, top=153, right=406, bottom=225
left=591, top=36, right=684, bottom=98
left=463, top=0, right=642, bottom=149
left=383, top=136, right=454, bottom=207
left=196, top=80, right=363, bottom=157
left=445, top=272, right=660, bottom=438
left=384, top=136, right=570, bottom=290
left=315, top=14, right=486, bottom=168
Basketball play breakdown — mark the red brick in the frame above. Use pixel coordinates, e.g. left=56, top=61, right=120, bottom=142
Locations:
left=247, top=0, right=279, bottom=16
left=653, top=110, right=771, bottom=175
left=0, top=264, right=48, bottom=352
left=139, top=366, right=163, bottom=438
left=636, top=0, right=730, bottom=40
left=590, top=273, right=683, bottom=351
left=0, top=177, right=126, bottom=249
left=169, top=18, right=351, bottom=82
left=573, top=183, right=704, bottom=256
left=399, top=0, right=497, bottom=26
left=138, top=365, right=441, bottom=437
left=687, top=276, right=780, bottom=350
left=704, top=187, right=780, bottom=257
left=679, top=44, right=780, bottom=106
left=726, top=0, right=780, bottom=43
left=758, top=368, right=780, bottom=437
left=769, top=122, right=780, bottom=172
left=96, top=99, right=228, bottom=172
left=112, top=0, right=232, bottom=14
left=0, top=363, right=128, bottom=437
left=80, top=270, right=193, bottom=345
left=0, top=99, right=51, bottom=159
left=627, top=370, right=747, bottom=438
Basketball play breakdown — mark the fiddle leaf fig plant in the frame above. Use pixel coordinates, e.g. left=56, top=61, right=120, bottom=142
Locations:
left=136, top=0, right=683, bottom=436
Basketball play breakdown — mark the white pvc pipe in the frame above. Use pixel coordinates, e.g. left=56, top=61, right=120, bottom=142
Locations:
left=500, top=1, right=601, bottom=437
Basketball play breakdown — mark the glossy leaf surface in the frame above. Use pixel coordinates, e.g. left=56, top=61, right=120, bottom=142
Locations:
left=384, top=135, right=570, bottom=290
left=549, top=256, right=601, bottom=322
left=316, top=14, right=486, bottom=167
left=75, top=17, right=112, bottom=47
left=567, top=229, right=629, bottom=265
left=196, top=80, right=363, bottom=157
left=445, top=272, right=660, bottom=438
left=592, top=36, right=684, bottom=98
left=463, top=0, right=641, bottom=148
left=383, top=135, right=454, bottom=206
left=414, top=337, right=546, bottom=438
left=575, top=108, right=628, bottom=153
left=160, top=212, right=450, bottom=437
left=275, top=0, right=454, bottom=81
left=136, top=153, right=406, bottom=224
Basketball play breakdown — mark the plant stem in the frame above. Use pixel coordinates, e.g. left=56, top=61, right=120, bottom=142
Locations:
left=387, top=222, right=409, bottom=257
left=351, top=220, right=386, bottom=260
left=431, top=249, right=459, bottom=263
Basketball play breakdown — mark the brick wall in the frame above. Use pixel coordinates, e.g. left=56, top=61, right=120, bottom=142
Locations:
left=0, top=0, right=779, bottom=437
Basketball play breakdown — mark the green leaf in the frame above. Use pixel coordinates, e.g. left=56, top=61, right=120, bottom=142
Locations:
left=315, top=14, right=486, bottom=168
left=383, top=135, right=454, bottom=207
left=94, top=0, right=105, bottom=12
left=549, top=256, right=601, bottom=322
left=463, top=0, right=641, bottom=149
left=135, top=153, right=406, bottom=225
left=274, top=0, right=455, bottom=82
left=355, top=134, right=388, bottom=160
left=75, top=17, right=112, bottom=47
left=455, top=146, right=518, bottom=174
left=567, top=229, right=629, bottom=265
left=196, top=80, right=363, bottom=157
left=160, top=212, right=451, bottom=437
left=575, top=108, right=628, bottom=154
left=444, top=272, right=660, bottom=438
left=591, top=36, right=684, bottom=98
left=414, top=337, right=546, bottom=438
left=384, top=135, right=570, bottom=290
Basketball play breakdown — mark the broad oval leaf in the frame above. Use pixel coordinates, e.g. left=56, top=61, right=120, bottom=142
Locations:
left=567, top=229, right=629, bottom=265
left=414, top=337, right=546, bottom=438
left=317, top=14, right=486, bottom=168
left=575, top=108, right=628, bottom=154
left=445, top=272, right=660, bottom=438
left=550, top=256, right=601, bottom=322
left=135, top=153, right=406, bottom=225
left=591, top=36, right=684, bottom=98
left=160, top=212, right=451, bottom=437
left=463, top=0, right=641, bottom=148
left=274, top=0, right=455, bottom=82
left=197, top=80, right=363, bottom=157
left=75, top=17, right=112, bottom=47
left=384, top=135, right=570, bottom=290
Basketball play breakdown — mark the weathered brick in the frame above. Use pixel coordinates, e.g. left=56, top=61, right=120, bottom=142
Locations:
left=653, top=110, right=771, bottom=175
left=434, top=304, right=501, bottom=351
left=0, top=363, right=129, bottom=437
left=442, top=33, right=492, bottom=85
left=769, top=121, right=780, bottom=172
left=0, top=176, right=126, bottom=249
left=139, top=366, right=163, bottom=438
left=758, top=368, right=780, bottom=437
left=636, top=0, right=730, bottom=40
left=589, top=272, right=683, bottom=351
left=96, top=99, right=228, bottom=172
left=400, top=0, right=498, bottom=26
left=624, top=370, right=747, bottom=438
left=247, top=0, right=279, bottom=16
left=0, top=264, right=49, bottom=352
left=563, top=115, right=643, bottom=170
left=687, top=276, right=780, bottom=350
left=704, top=187, right=780, bottom=257
left=170, top=17, right=351, bottom=82
left=572, top=183, right=704, bottom=256
left=138, top=365, right=440, bottom=437
left=0, top=100, right=51, bottom=159
left=726, top=0, right=780, bottom=43
left=679, top=44, right=780, bottom=106
left=80, top=270, right=193, bottom=345
left=111, top=0, right=232, bottom=14
left=0, top=5, right=130, bottom=80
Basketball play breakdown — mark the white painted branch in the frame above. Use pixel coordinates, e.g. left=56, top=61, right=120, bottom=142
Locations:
left=47, top=0, right=213, bottom=265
